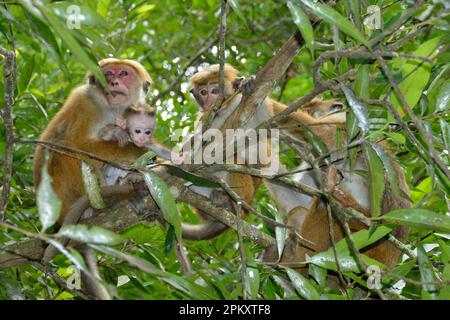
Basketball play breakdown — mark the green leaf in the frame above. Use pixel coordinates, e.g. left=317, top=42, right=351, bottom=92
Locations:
left=371, top=142, right=400, bottom=197
left=380, top=209, right=450, bottom=234
left=362, top=143, right=386, bottom=217
left=348, top=0, right=362, bottom=31
left=308, top=226, right=392, bottom=272
left=133, top=151, right=157, bottom=167
left=81, top=162, right=106, bottom=209
left=46, top=239, right=88, bottom=274
left=245, top=267, right=260, bottom=299
left=436, top=81, right=450, bottom=112
left=286, top=268, right=320, bottom=300
left=287, top=1, right=314, bottom=57
left=301, top=124, right=329, bottom=157
left=347, top=65, right=370, bottom=142
left=417, top=243, right=438, bottom=300
left=165, top=165, right=220, bottom=188
left=308, top=264, right=327, bottom=288
left=390, top=36, right=443, bottom=114
left=142, top=171, right=182, bottom=241
left=440, top=119, right=450, bottom=162
left=135, top=4, right=156, bottom=15
left=274, top=207, right=287, bottom=259
left=21, top=1, right=106, bottom=86
left=354, top=65, right=370, bottom=100
left=164, top=225, right=176, bottom=256
left=18, top=55, right=35, bottom=93
left=296, top=0, right=369, bottom=47
left=334, top=225, right=394, bottom=252
left=59, top=224, right=124, bottom=245
left=37, top=154, right=61, bottom=232
left=427, top=65, right=449, bottom=113
left=382, top=260, right=416, bottom=286
left=340, top=83, right=370, bottom=132
left=92, top=245, right=218, bottom=299
left=20, top=7, right=63, bottom=62
left=229, top=0, right=248, bottom=26
left=308, top=250, right=385, bottom=273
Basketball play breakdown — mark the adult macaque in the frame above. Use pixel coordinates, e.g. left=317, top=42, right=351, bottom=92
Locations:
left=185, top=64, right=410, bottom=272
left=34, top=58, right=152, bottom=299
left=264, top=105, right=411, bottom=272
left=181, top=64, right=340, bottom=239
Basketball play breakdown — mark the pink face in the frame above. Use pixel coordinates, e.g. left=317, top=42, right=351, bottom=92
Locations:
left=102, top=65, right=137, bottom=105
left=127, top=113, right=155, bottom=147
left=197, top=84, right=219, bottom=111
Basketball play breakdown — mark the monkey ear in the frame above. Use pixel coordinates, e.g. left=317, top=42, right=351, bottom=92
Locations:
left=232, top=77, right=244, bottom=91
left=87, top=73, right=96, bottom=85
left=143, top=80, right=151, bottom=94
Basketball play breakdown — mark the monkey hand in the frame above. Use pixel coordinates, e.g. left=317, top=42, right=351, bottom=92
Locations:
left=119, top=171, right=144, bottom=185
left=114, top=128, right=130, bottom=147
left=116, top=116, right=127, bottom=129
left=171, top=152, right=186, bottom=165
left=239, top=76, right=256, bottom=96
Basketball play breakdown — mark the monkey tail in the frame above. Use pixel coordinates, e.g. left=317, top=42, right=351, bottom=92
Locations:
left=181, top=221, right=229, bottom=240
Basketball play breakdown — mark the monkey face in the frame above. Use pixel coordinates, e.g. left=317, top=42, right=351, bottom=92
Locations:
left=307, top=101, right=345, bottom=118
left=127, top=113, right=155, bottom=147
left=102, top=65, right=138, bottom=105
left=195, top=83, right=219, bottom=111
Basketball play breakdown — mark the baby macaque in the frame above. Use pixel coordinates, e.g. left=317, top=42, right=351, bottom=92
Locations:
left=100, top=104, right=156, bottom=148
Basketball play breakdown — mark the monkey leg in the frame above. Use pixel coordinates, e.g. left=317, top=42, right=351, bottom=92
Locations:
left=182, top=190, right=233, bottom=240
left=262, top=200, right=333, bottom=274
left=182, top=172, right=257, bottom=240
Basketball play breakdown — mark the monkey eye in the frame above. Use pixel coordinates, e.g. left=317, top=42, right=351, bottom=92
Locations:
left=104, top=71, right=114, bottom=77
left=330, top=103, right=344, bottom=112
left=200, top=89, right=208, bottom=96
left=211, top=88, right=219, bottom=94
left=119, top=70, right=128, bottom=77
left=135, top=129, right=141, bottom=134
left=145, top=130, right=152, bottom=135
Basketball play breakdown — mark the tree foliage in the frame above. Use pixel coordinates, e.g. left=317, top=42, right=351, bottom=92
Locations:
left=0, top=0, right=449, bottom=300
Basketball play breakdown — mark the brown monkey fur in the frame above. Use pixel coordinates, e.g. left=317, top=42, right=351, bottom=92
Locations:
left=34, top=58, right=152, bottom=299
left=34, top=58, right=152, bottom=226
left=188, top=64, right=410, bottom=272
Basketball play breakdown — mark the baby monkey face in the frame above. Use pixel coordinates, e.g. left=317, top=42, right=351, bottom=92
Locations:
left=127, top=113, right=155, bottom=147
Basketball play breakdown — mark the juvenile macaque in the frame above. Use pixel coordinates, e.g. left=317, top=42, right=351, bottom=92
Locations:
left=99, top=104, right=156, bottom=148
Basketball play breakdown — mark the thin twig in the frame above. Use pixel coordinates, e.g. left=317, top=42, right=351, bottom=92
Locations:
left=201, top=0, right=229, bottom=131
left=235, top=203, right=249, bottom=299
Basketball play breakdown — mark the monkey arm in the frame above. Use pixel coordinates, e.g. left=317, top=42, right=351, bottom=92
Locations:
left=98, top=124, right=118, bottom=141
left=79, top=140, right=145, bottom=164
left=146, top=141, right=173, bottom=161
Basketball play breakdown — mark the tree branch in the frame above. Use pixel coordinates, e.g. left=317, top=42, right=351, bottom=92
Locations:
left=0, top=45, right=16, bottom=222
